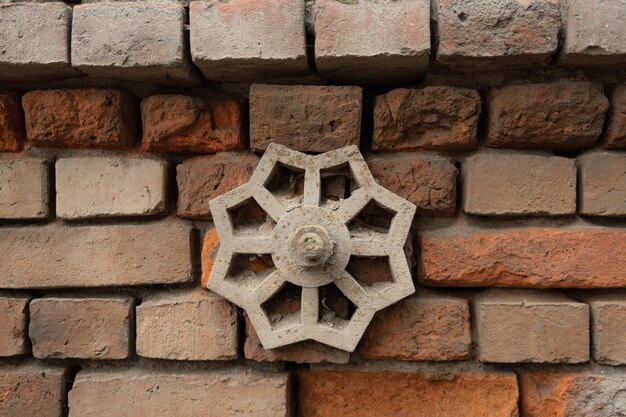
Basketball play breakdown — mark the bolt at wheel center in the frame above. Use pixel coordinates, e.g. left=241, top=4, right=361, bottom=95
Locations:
left=292, top=225, right=333, bottom=268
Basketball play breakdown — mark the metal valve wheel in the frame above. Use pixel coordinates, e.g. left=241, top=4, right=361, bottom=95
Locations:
left=206, top=144, right=416, bottom=352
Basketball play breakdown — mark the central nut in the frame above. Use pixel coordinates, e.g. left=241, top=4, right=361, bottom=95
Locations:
left=291, top=225, right=333, bottom=268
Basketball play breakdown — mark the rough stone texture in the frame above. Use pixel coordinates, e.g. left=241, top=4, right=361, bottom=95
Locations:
left=297, top=370, right=519, bottom=417
left=0, top=293, right=30, bottom=356
left=0, top=220, right=192, bottom=288
left=0, top=95, right=24, bottom=151
left=462, top=153, right=576, bottom=216
left=141, top=95, right=244, bottom=154
left=436, top=0, right=560, bottom=70
left=72, top=2, right=195, bottom=83
left=189, top=0, right=308, bottom=81
left=520, top=371, right=626, bottom=417
left=560, top=0, right=626, bottom=66
left=314, top=0, right=430, bottom=84
left=372, top=87, right=481, bottom=152
left=56, top=157, right=167, bottom=220
left=578, top=152, right=626, bottom=217
left=486, top=82, right=609, bottom=150
left=244, top=311, right=351, bottom=364
left=250, top=84, right=362, bottom=153
left=207, top=144, right=416, bottom=351
left=367, top=153, right=458, bottom=216
left=0, top=363, right=67, bottom=417
left=68, top=368, right=290, bottom=417
left=603, top=84, right=626, bottom=149
left=587, top=295, right=626, bottom=365
left=177, top=152, right=260, bottom=219
left=136, top=290, right=238, bottom=361
left=474, top=290, right=589, bottom=363
left=358, top=292, right=472, bottom=361
left=23, top=89, right=138, bottom=150
left=419, top=224, right=626, bottom=288
left=29, top=297, right=133, bottom=360
left=0, top=3, right=76, bottom=81
left=0, top=158, right=50, bottom=219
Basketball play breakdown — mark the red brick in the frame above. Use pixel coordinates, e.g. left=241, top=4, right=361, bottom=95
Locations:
left=0, top=158, right=50, bottom=219
left=141, top=95, right=244, bottom=154
left=586, top=295, right=626, bottom=365
left=372, top=87, right=481, bottom=152
left=367, top=153, right=458, bottom=216
left=358, top=292, right=471, bottom=361
left=436, top=0, right=560, bottom=70
left=578, top=152, right=626, bottom=217
left=297, top=370, right=519, bottom=417
left=68, top=368, right=290, bottom=417
left=136, top=290, right=238, bottom=361
left=29, top=296, right=133, bottom=360
left=419, top=223, right=626, bottom=288
left=486, top=82, right=609, bottom=150
left=244, top=313, right=350, bottom=364
left=0, top=220, right=192, bottom=288
left=250, top=84, right=362, bottom=152
left=520, top=371, right=626, bottom=417
left=314, top=0, right=430, bottom=84
left=474, top=290, right=589, bottom=363
left=0, top=94, right=24, bottom=151
left=177, top=152, right=259, bottom=219
left=0, top=293, right=30, bottom=356
left=462, top=153, right=576, bottom=216
left=22, top=89, right=138, bottom=150
left=201, top=227, right=220, bottom=289
left=0, top=363, right=67, bottom=417
left=603, top=84, right=626, bottom=149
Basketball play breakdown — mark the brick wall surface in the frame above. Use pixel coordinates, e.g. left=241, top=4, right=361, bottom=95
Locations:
left=1, top=1, right=626, bottom=416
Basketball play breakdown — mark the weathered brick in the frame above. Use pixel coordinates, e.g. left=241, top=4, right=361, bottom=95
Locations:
left=68, top=368, right=290, bottom=417
left=314, top=0, right=430, bottom=84
left=297, top=371, right=519, bottom=417
left=56, top=156, right=167, bottom=220
left=603, top=84, right=626, bottom=149
left=419, top=223, right=626, bottom=288
left=0, top=363, right=67, bottom=417
left=586, top=295, right=626, bottom=365
left=177, top=152, right=259, bottom=219
left=0, top=3, right=76, bottom=81
left=486, top=82, right=609, bottom=150
left=250, top=84, right=362, bottom=152
left=141, top=95, right=244, bottom=154
left=190, top=0, right=307, bottom=81
left=367, top=153, right=458, bottom=216
left=578, top=152, right=626, bottom=217
left=560, top=0, right=626, bottom=66
left=0, top=220, right=192, bottom=288
left=372, top=87, right=480, bottom=152
left=201, top=227, right=220, bottom=289
left=0, top=158, right=50, bottom=219
left=23, top=89, right=138, bottom=150
left=436, top=0, right=560, bottom=70
left=462, top=153, right=576, bottom=216
left=0, top=293, right=30, bottom=356
left=474, top=290, right=589, bottom=363
left=0, top=95, right=24, bottom=151
left=358, top=292, right=471, bottom=361
left=136, top=290, right=238, bottom=361
left=244, top=312, right=350, bottom=364
left=72, top=2, right=194, bottom=83
left=30, top=296, right=133, bottom=360
left=520, top=371, right=626, bottom=417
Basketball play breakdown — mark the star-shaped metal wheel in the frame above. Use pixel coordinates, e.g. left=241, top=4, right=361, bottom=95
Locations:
left=206, top=144, right=416, bottom=352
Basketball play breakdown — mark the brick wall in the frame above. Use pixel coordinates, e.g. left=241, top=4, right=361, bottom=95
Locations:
left=0, top=1, right=625, bottom=416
